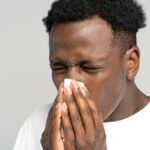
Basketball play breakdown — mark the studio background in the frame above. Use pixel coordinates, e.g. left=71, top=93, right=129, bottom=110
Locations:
left=0, top=0, right=149, bottom=150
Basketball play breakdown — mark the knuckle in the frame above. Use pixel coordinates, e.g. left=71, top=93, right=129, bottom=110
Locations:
left=64, top=125, right=72, bottom=131
left=63, top=113, right=69, bottom=119
left=81, top=108, right=91, bottom=116
left=95, top=124, right=101, bottom=131
left=71, top=114, right=81, bottom=121
left=67, top=97, right=75, bottom=104
left=76, top=140, right=86, bottom=148
left=99, top=132, right=106, bottom=141
left=87, top=135, right=96, bottom=145
left=91, top=107, right=99, bottom=114
left=74, top=89, right=82, bottom=98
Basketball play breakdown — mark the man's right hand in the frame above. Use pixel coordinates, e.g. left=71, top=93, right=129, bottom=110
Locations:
left=41, top=85, right=64, bottom=150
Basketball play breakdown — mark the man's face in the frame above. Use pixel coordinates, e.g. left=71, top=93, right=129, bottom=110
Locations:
left=49, top=16, right=127, bottom=120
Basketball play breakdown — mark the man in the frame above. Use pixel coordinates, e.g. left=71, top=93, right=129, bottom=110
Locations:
left=13, top=0, right=150, bottom=150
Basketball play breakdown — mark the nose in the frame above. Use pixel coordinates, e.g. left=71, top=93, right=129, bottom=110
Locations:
left=66, top=66, right=84, bottom=82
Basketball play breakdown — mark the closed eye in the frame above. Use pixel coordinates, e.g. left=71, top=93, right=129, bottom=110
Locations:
left=50, top=62, right=67, bottom=72
left=82, top=67, right=100, bottom=69
left=51, top=64, right=67, bottom=69
left=52, top=67, right=67, bottom=71
left=81, top=66, right=104, bottom=73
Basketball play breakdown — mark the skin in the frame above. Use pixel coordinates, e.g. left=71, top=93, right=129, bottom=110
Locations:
left=41, top=16, right=150, bottom=150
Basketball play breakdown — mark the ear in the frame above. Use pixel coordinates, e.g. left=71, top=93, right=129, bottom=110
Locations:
left=124, top=46, right=140, bottom=80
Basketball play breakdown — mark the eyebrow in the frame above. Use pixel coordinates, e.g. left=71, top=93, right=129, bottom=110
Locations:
left=50, top=57, right=106, bottom=65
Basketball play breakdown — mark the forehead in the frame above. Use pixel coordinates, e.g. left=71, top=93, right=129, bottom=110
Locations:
left=49, top=16, right=115, bottom=61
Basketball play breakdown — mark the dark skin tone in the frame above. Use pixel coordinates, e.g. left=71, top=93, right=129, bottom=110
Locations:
left=41, top=16, right=150, bottom=150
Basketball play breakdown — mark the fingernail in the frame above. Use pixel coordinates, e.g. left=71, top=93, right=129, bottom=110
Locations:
left=65, top=86, right=72, bottom=95
left=78, top=82, right=84, bottom=87
left=62, top=102, right=67, bottom=113
left=79, top=86, right=86, bottom=97
left=72, top=81, right=78, bottom=91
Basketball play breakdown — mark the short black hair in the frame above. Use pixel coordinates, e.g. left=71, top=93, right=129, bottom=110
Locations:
left=43, top=0, right=146, bottom=52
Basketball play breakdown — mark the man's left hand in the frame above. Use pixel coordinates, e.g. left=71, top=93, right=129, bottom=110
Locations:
left=61, top=81, right=107, bottom=150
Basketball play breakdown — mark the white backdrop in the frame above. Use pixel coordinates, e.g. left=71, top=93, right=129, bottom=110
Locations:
left=0, top=0, right=149, bottom=149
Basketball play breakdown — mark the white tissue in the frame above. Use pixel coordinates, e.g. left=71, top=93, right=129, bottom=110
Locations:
left=64, top=78, right=84, bottom=87
left=64, top=78, right=72, bottom=87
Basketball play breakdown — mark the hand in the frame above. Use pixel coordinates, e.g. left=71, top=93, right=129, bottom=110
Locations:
left=41, top=84, right=64, bottom=150
left=61, top=81, right=107, bottom=150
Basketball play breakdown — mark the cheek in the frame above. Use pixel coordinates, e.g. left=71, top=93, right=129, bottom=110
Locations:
left=52, top=73, right=64, bottom=90
left=88, top=70, right=127, bottom=119
left=100, top=76, right=126, bottom=118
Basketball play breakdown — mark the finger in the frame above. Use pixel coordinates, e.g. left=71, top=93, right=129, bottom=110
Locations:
left=55, top=84, right=64, bottom=104
left=52, top=103, right=63, bottom=141
left=70, top=81, right=95, bottom=136
left=80, top=85, right=104, bottom=131
left=61, top=102, right=75, bottom=150
left=48, top=84, right=64, bottom=141
left=63, top=87, right=85, bottom=138
left=50, top=102, right=65, bottom=150
left=41, top=102, right=63, bottom=149
left=49, top=87, right=64, bottom=124
left=41, top=83, right=65, bottom=149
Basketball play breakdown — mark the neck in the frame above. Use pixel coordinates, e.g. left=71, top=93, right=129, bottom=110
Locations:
left=105, top=82, right=150, bottom=122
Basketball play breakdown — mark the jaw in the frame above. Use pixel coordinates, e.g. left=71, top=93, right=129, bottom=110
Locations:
left=104, top=81, right=148, bottom=122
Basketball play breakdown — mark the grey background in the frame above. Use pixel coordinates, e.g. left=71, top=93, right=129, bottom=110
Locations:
left=0, top=0, right=149, bottom=149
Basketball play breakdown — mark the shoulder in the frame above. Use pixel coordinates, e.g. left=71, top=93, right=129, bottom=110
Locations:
left=13, top=103, right=52, bottom=150
left=23, top=103, right=52, bottom=135
left=27, top=103, right=52, bottom=123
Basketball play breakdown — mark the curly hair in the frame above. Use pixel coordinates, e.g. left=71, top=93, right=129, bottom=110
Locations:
left=43, top=0, right=146, bottom=52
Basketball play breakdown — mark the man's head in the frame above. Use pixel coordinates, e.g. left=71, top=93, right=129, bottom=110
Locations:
left=43, top=0, right=146, bottom=120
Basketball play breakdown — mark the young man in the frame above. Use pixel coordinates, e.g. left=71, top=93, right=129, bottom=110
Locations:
left=13, top=0, right=150, bottom=150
